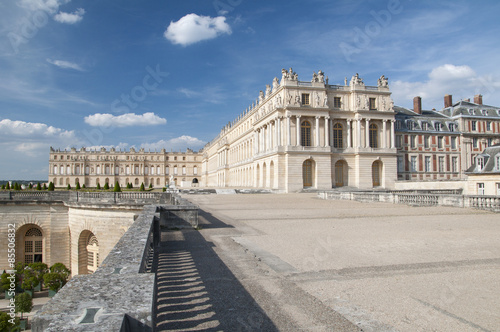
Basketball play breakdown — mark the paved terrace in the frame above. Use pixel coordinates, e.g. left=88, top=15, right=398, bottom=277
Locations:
left=172, top=193, right=500, bottom=332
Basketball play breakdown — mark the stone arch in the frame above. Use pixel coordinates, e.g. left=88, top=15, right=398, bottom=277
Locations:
left=16, top=224, right=44, bottom=264
left=135, top=178, right=139, bottom=186
left=256, top=164, right=260, bottom=187
left=59, top=178, right=63, bottom=186
left=78, top=230, right=99, bottom=275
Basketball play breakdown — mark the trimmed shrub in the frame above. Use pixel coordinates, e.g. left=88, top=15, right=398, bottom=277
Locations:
left=67, top=184, right=71, bottom=190
left=36, top=182, right=42, bottom=190
left=140, top=183, right=145, bottom=191
left=113, top=181, right=121, bottom=192
left=75, top=182, right=81, bottom=190
left=103, top=182, right=110, bottom=190
left=96, top=183, right=101, bottom=190
left=48, top=182, right=54, bottom=191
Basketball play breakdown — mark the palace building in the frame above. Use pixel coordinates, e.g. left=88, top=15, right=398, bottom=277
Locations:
left=49, top=68, right=500, bottom=194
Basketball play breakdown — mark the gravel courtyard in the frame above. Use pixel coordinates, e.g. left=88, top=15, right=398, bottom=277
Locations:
left=183, top=193, right=500, bottom=332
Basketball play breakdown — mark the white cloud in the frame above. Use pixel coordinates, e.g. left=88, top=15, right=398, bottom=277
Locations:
left=47, top=58, right=84, bottom=71
left=140, top=136, right=206, bottom=152
left=164, top=14, right=231, bottom=46
left=391, top=64, right=500, bottom=109
left=53, top=7, right=85, bottom=24
left=0, top=119, right=81, bottom=156
left=84, top=112, right=167, bottom=127
left=18, top=0, right=70, bottom=14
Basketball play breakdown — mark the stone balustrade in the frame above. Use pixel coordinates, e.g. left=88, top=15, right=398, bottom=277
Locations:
left=319, top=190, right=500, bottom=212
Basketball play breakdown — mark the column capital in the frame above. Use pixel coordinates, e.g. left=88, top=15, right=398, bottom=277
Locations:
left=315, top=116, right=321, bottom=119
left=346, top=118, right=352, bottom=123
left=365, top=118, right=371, bottom=122
left=325, top=116, right=330, bottom=120
left=296, top=115, right=302, bottom=119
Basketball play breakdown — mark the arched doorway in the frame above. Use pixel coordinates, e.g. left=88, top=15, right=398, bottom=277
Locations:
left=372, top=160, right=382, bottom=187
left=302, top=159, right=314, bottom=188
left=78, top=231, right=99, bottom=275
left=335, top=160, right=348, bottom=187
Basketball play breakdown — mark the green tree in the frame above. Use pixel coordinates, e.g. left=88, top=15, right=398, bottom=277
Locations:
left=1, top=272, right=19, bottom=292
left=28, top=263, right=48, bottom=290
left=48, top=182, right=54, bottom=191
left=103, top=182, right=109, bottom=190
left=0, top=311, right=20, bottom=332
left=1, top=184, right=4, bottom=190
left=96, top=182, right=101, bottom=190
left=36, top=182, right=42, bottom=190
left=43, top=183, right=48, bottom=190
left=67, top=184, right=71, bottom=190
left=43, top=263, right=70, bottom=292
left=113, top=181, right=121, bottom=192
left=140, top=183, right=145, bottom=191
left=149, top=183, right=153, bottom=189
left=6, top=182, right=10, bottom=190
left=75, top=182, right=81, bottom=190
left=82, top=184, right=86, bottom=189
left=15, top=292, right=33, bottom=321
left=28, top=183, right=33, bottom=189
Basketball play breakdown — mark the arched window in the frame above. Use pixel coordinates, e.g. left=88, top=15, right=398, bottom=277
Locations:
left=333, top=123, right=343, bottom=148
left=302, top=159, right=314, bottom=187
left=369, top=124, right=378, bottom=148
left=301, top=121, right=312, bottom=146
left=87, top=234, right=99, bottom=274
left=24, top=228, right=43, bottom=264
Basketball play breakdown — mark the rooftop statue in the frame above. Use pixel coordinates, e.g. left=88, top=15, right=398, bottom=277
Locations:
left=350, top=73, right=364, bottom=86
left=378, top=75, right=389, bottom=88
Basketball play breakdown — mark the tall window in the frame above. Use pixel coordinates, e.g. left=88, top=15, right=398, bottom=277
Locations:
left=369, top=124, right=378, bottom=148
left=422, top=122, right=428, bottom=131
left=435, top=123, right=442, bottom=131
left=452, top=157, right=458, bottom=173
left=424, top=136, right=430, bottom=149
left=369, top=98, right=376, bottom=110
left=333, top=97, right=341, bottom=108
left=439, top=157, right=445, bottom=173
left=425, top=156, right=431, bottom=172
left=451, top=137, right=457, bottom=149
left=471, top=121, right=477, bottom=131
left=411, top=156, right=417, bottom=172
left=301, top=121, right=312, bottom=146
left=411, top=135, right=416, bottom=149
left=438, top=136, right=443, bottom=149
left=333, top=123, right=343, bottom=148
left=487, top=121, right=492, bottom=131
left=165, top=166, right=169, bottom=175
left=478, top=183, right=485, bottom=195
left=301, top=94, right=310, bottom=105
left=87, top=234, right=99, bottom=274
left=193, top=166, right=198, bottom=175
left=477, top=157, right=485, bottom=171
left=24, top=228, right=43, bottom=264
left=449, top=123, right=456, bottom=132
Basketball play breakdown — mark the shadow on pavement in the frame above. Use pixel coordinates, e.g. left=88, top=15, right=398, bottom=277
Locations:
left=154, top=210, right=277, bottom=331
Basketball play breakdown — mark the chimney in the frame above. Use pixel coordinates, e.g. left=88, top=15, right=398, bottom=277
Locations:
left=413, top=96, right=422, bottom=114
left=474, top=94, right=483, bottom=105
left=444, top=94, right=452, bottom=108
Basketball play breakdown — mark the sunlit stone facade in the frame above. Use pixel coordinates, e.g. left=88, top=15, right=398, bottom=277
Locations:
left=49, top=147, right=200, bottom=188
left=200, top=69, right=398, bottom=192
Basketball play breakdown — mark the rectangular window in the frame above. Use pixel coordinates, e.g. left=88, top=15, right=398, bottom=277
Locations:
left=478, top=183, right=485, bottom=195
left=473, top=138, right=478, bottom=148
left=497, top=183, right=500, bottom=196
left=397, top=156, right=404, bottom=172
left=126, top=166, right=130, bottom=175
left=85, top=166, right=90, bottom=175
left=151, top=167, right=155, bottom=175
left=301, top=94, right=310, bottom=105
left=425, top=156, right=431, bottom=172
left=396, top=135, right=402, bottom=148
left=193, top=166, right=198, bottom=175
left=53, top=166, right=58, bottom=174
left=439, top=157, right=445, bottom=173
left=438, top=136, right=443, bottom=149
left=451, top=137, right=457, bottom=149
left=60, top=166, right=64, bottom=175
left=487, top=121, right=492, bottom=131
left=369, top=98, right=376, bottom=110
left=174, top=167, right=178, bottom=175
left=435, top=123, right=442, bottom=131
left=477, top=157, right=485, bottom=171
left=424, top=136, right=430, bottom=149
left=411, top=156, right=417, bottom=172
left=452, top=157, right=458, bottom=173
left=471, top=121, right=477, bottom=131
left=135, top=166, right=139, bottom=175
left=115, top=166, right=119, bottom=175
left=410, top=135, right=416, bottom=149
left=96, top=166, right=100, bottom=175
left=333, top=97, right=341, bottom=108
left=144, top=167, right=148, bottom=175
left=182, top=167, right=186, bottom=175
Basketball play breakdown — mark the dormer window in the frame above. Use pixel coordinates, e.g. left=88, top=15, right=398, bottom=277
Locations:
left=407, top=120, right=416, bottom=130
left=449, top=123, right=456, bottom=132
left=482, top=109, right=487, bottom=116
left=477, top=156, right=485, bottom=171
left=496, top=155, right=500, bottom=171
left=468, top=109, right=474, bottom=115
left=435, top=122, right=442, bottom=131
left=422, top=122, right=428, bottom=131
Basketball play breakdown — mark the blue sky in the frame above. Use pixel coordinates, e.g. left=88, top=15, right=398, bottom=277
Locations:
left=1, top=0, right=500, bottom=180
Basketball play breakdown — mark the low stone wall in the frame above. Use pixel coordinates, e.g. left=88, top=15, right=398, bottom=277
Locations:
left=0, top=191, right=172, bottom=204
left=318, top=191, right=500, bottom=212
left=31, top=205, right=159, bottom=331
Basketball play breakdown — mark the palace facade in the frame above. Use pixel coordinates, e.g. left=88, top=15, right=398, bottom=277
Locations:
left=48, top=68, right=500, bottom=194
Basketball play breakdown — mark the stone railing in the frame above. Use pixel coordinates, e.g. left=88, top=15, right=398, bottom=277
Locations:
left=319, top=191, right=499, bottom=212
left=0, top=191, right=172, bottom=205
left=32, top=194, right=199, bottom=331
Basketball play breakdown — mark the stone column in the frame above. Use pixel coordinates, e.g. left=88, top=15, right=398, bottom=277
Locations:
left=324, top=116, right=330, bottom=147
left=347, top=119, right=352, bottom=148
left=382, top=120, right=387, bottom=149
left=267, top=123, right=272, bottom=151
left=296, top=115, right=301, bottom=146
left=356, top=119, right=361, bottom=148
left=287, top=115, right=291, bottom=146
left=365, top=118, right=370, bottom=148
left=254, top=130, right=259, bottom=154
left=277, top=117, right=282, bottom=146
left=315, top=116, right=320, bottom=147
left=391, top=120, right=396, bottom=149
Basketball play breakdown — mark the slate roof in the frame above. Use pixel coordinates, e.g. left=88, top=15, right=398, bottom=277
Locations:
left=466, top=144, right=500, bottom=174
